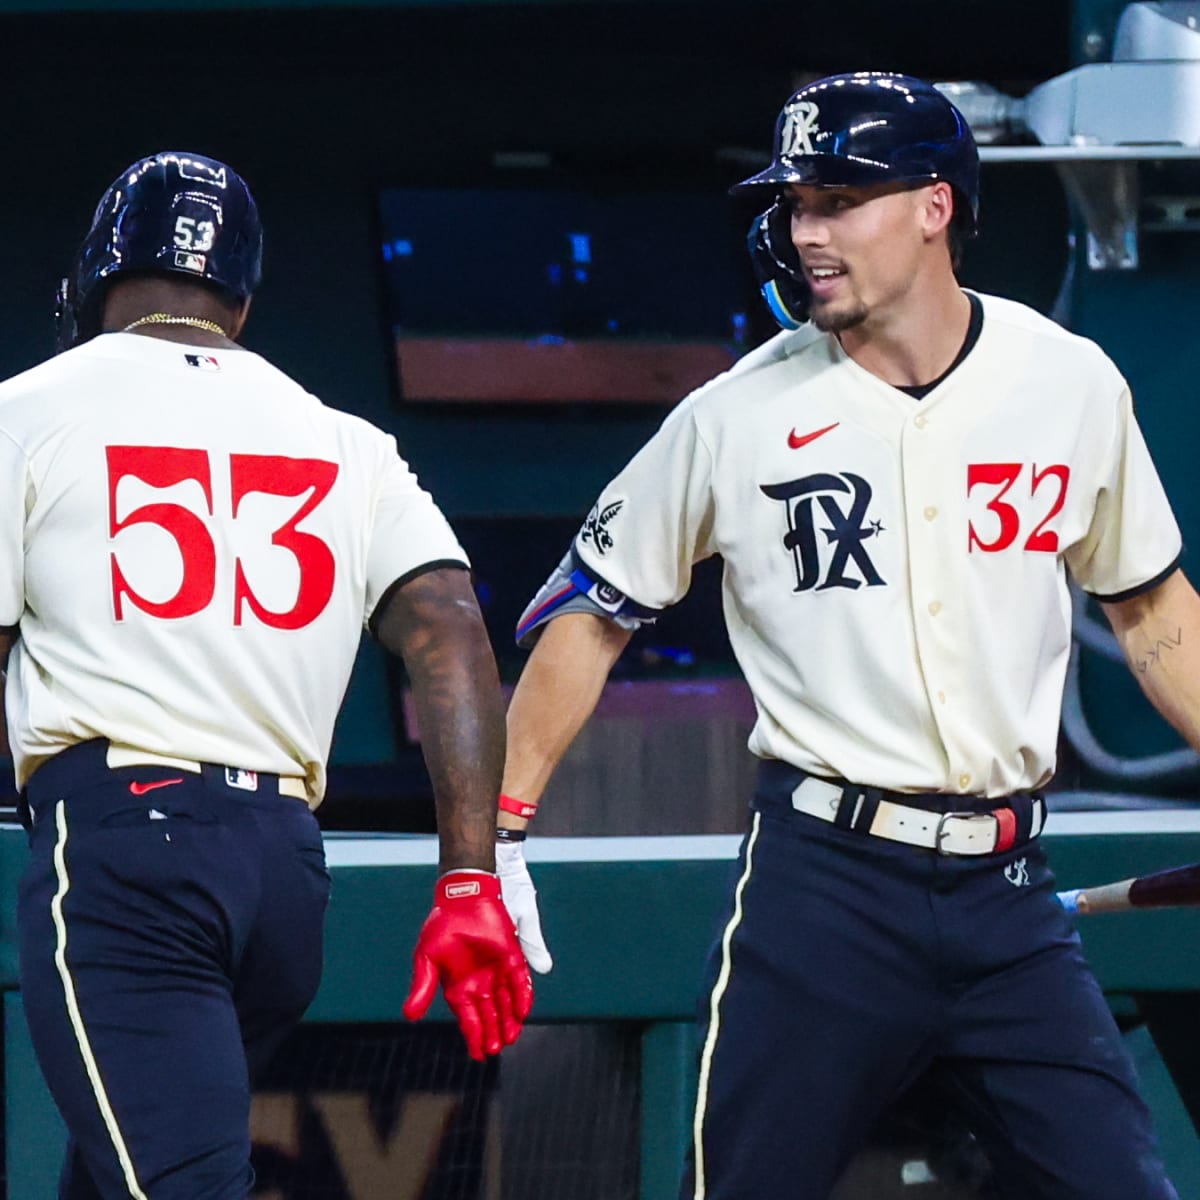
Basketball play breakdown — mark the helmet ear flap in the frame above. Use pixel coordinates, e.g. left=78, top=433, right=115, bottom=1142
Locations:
left=747, top=201, right=811, bottom=330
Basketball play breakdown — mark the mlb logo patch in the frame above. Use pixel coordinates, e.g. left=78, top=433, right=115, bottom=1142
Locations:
left=226, top=768, right=258, bottom=792
left=174, top=250, right=207, bottom=273
left=185, top=354, right=221, bottom=371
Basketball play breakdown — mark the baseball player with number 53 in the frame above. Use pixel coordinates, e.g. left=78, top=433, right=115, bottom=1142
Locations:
left=0, top=152, right=531, bottom=1200
left=497, top=74, right=1195, bottom=1198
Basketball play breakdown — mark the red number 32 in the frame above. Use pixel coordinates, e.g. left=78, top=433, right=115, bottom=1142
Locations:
left=967, top=462, right=1070, bottom=554
left=107, top=446, right=339, bottom=629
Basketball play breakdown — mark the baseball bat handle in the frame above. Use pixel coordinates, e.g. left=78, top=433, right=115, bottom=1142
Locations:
left=1058, top=861, right=1200, bottom=915
left=1057, top=879, right=1134, bottom=915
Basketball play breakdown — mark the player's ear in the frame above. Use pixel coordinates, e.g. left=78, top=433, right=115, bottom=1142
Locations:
left=920, top=182, right=956, bottom=242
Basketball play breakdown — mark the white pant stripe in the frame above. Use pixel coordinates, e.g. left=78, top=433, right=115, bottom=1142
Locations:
left=692, top=810, right=762, bottom=1200
left=50, top=800, right=150, bottom=1200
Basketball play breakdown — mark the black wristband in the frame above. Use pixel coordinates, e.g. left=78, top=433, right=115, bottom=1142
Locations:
left=496, top=826, right=527, bottom=843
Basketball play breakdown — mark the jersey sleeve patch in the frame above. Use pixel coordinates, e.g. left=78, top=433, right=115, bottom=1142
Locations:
left=515, top=550, right=660, bottom=647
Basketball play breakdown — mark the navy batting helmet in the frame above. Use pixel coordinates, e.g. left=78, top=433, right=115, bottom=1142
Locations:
left=732, top=72, right=980, bottom=226
left=735, top=72, right=980, bottom=329
left=56, top=151, right=263, bottom=351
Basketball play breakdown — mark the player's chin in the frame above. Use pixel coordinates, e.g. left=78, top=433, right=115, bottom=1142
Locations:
left=811, top=299, right=869, bottom=334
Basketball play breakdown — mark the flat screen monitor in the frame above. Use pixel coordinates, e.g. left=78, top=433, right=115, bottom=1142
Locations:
left=379, top=184, right=752, bottom=404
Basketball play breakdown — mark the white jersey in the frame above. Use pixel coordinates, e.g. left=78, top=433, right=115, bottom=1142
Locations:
left=569, top=294, right=1181, bottom=798
left=0, top=333, right=467, bottom=802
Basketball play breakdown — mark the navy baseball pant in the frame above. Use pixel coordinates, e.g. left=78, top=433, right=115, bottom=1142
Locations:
left=681, top=764, right=1178, bottom=1200
left=17, top=740, right=331, bottom=1200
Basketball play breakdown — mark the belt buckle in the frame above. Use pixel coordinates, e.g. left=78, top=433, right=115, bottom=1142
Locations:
left=935, top=810, right=998, bottom=856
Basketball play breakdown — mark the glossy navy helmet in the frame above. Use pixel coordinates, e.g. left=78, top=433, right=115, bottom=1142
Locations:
left=734, top=73, right=980, bottom=330
left=732, top=72, right=980, bottom=227
left=56, top=151, right=263, bottom=351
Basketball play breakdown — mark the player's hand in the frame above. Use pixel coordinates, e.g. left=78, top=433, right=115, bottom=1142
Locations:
left=496, top=841, right=554, bottom=974
left=403, top=871, right=534, bottom=1061
left=1056, top=889, right=1082, bottom=914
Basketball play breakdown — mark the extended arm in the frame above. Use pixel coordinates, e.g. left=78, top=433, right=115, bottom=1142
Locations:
left=502, top=612, right=634, bottom=820
left=374, top=566, right=505, bottom=873
left=490, top=613, right=632, bottom=975
left=497, top=408, right=706, bottom=962
left=1101, top=568, right=1200, bottom=749
left=373, top=566, right=530, bottom=1059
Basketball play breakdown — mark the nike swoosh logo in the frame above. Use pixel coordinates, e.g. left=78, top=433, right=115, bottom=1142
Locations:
left=788, top=421, right=840, bottom=449
left=129, top=778, right=185, bottom=796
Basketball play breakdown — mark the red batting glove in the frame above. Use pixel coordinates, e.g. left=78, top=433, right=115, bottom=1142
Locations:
left=403, top=870, right=534, bottom=1060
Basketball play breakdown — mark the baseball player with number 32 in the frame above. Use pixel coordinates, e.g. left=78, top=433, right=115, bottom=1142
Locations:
left=0, top=152, right=532, bottom=1200
left=497, top=74, right=1196, bottom=1198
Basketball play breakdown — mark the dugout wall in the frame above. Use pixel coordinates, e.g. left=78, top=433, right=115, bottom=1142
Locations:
left=1, top=823, right=1198, bottom=1198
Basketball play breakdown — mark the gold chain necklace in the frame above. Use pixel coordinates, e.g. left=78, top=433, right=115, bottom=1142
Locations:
left=122, top=313, right=228, bottom=337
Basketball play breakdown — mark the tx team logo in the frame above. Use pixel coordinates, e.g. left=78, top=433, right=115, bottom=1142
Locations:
left=1004, top=857, right=1031, bottom=888
left=761, top=472, right=886, bottom=592
left=579, top=500, right=623, bottom=557
left=780, top=100, right=821, bottom=157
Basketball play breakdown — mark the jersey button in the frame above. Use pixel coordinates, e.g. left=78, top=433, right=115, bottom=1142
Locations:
left=958, top=773, right=972, bottom=789
left=937, top=690, right=947, bottom=704
left=928, top=600, right=942, bottom=616
left=914, top=414, right=928, bottom=429
left=923, top=506, right=938, bottom=521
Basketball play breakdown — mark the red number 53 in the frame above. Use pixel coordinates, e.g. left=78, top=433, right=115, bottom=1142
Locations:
left=107, top=445, right=339, bottom=629
left=967, top=462, right=1070, bottom=554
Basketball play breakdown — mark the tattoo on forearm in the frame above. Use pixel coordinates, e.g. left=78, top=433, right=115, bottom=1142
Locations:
left=1134, top=627, right=1183, bottom=674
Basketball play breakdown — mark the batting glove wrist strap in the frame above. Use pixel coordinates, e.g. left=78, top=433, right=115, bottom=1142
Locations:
left=403, top=869, right=534, bottom=1061
left=434, top=869, right=499, bottom=897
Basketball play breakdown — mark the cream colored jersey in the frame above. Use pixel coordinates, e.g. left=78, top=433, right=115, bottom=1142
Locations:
left=568, top=294, right=1181, bottom=798
left=0, top=333, right=467, bottom=801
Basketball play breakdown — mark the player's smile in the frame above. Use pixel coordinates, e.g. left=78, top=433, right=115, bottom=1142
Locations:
left=803, top=261, right=849, bottom=300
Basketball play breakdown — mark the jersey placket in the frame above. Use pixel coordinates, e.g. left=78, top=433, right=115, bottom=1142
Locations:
left=898, top=385, right=977, bottom=794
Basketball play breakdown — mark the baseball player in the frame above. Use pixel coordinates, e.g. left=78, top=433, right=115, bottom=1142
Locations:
left=497, top=74, right=1192, bottom=1198
left=0, top=151, right=531, bottom=1200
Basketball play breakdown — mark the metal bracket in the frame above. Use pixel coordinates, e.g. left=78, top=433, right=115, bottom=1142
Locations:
left=980, top=145, right=1200, bottom=271
left=1060, top=159, right=1140, bottom=270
